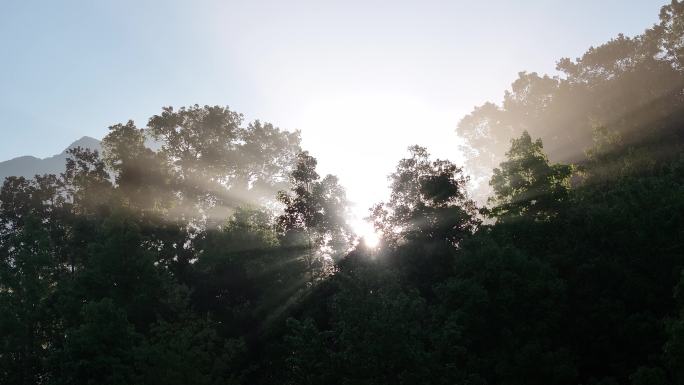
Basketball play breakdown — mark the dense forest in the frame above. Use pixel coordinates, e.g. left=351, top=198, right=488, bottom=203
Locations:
left=2, top=2, right=684, bottom=385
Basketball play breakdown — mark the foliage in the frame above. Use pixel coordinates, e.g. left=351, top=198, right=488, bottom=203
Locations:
left=488, top=131, right=572, bottom=221
left=2, top=3, right=684, bottom=383
left=457, top=3, right=684, bottom=200
left=370, top=145, right=478, bottom=246
left=277, top=152, right=353, bottom=283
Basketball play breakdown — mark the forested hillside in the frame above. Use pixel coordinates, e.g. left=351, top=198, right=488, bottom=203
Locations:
left=2, top=2, right=684, bottom=385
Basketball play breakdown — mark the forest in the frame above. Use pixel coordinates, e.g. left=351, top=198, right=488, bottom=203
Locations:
left=2, top=2, right=684, bottom=385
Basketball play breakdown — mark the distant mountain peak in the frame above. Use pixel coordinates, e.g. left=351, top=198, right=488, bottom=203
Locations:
left=64, top=136, right=102, bottom=153
left=1, top=136, right=102, bottom=181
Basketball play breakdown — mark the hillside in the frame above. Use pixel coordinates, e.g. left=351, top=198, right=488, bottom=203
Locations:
left=0, top=136, right=101, bottom=181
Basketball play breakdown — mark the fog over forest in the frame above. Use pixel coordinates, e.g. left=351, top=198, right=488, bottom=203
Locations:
left=1, top=2, right=684, bottom=385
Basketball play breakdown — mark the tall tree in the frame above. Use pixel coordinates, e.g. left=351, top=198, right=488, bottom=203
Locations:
left=0, top=215, right=57, bottom=385
left=458, top=4, right=684, bottom=197
left=370, top=145, right=478, bottom=247
left=277, top=152, right=352, bottom=284
left=147, top=105, right=302, bottom=224
left=488, top=132, right=571, bottom=221
left=60, top=147, right=112, bottom=216
left=102, top=120, right=175, bottom=212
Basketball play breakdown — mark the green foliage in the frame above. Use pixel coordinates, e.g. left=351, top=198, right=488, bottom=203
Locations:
left=62, top=147, right=113, bottom=215
left=283, top=318, right=334, bottom=385
left=0, top=215, right=57, bottom=385
left=0, top=105, right=324, bottom=384
left=433, top=234, right=574, bottom=385
left=3, top=3, right=684, bottom=382
left=458, top=3, right=684, bottom=200
left=146, top=105, right=302, bottom=221
left=136, top=317, right=245, bottom=385
left=371, top=145, right=478, bottom=246
left=629, top=367, right=668, bottom=385
left=75, top=210, right=169, bottom=329
left=284, top=260, right=432, bottom=385
left=55, top=298, right=141, bottom=385
left=277, top=152, right=353, bottom=283
left=102, top=120, right=175, bottom=211
left=488, top=131, right=571, bottom=221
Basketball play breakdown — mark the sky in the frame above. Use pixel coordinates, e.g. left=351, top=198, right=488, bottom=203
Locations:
left=0, top=0, right=667, bottom=231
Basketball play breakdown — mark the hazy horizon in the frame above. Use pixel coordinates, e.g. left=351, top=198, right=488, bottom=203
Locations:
left=0, top=0, right=666, bottom=225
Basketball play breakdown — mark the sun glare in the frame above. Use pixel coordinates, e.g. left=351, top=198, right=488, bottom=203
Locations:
left=363, top=231, right=380, bottom=248
left=353, top=221, right=380, bottom=248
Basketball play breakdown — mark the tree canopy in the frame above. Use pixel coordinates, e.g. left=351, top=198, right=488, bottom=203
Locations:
left=2, top=2, right=684, bottom=384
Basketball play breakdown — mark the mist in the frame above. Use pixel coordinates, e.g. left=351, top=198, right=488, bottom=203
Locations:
left=1, top=1, right=683, bottom=385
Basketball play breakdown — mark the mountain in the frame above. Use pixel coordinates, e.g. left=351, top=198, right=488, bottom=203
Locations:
left=0, top=136, right=102, bottom=182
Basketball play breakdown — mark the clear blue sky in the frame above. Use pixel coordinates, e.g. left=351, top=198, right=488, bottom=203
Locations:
left=0, top=0, right=667, bottom=225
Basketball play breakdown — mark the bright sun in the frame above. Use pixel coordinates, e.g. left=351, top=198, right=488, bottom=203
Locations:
left=362, top=231, right=380, bottom=248
left=353, top=221, right=380, bottom=248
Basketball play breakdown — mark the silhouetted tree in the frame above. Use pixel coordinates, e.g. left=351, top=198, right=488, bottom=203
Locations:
left=370, top=145, right=478, bottom=247
left=147, top=105, right=302, bottom=224
left=277, top=152, right=352, bottom=284
left=488, top=131, right=571, bottom=221
left=2, top=3, right=684, bottom=381
left=102, top=120, right=175, bottom=211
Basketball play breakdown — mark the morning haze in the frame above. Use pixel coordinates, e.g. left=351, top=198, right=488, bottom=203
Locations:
left=0, top=0, right=664, bottom=223
left=2, top=2, right=684, bottom=384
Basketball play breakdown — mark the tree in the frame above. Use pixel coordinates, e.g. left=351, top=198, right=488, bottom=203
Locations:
left=0, top=215, right=58, bottom=385
left=102, top=120, right=175, bottom=211
left=488, top=132, right=571, bottom=221
left=370, top=145, right=478, bottom=247
left=54, top=299, right=141, bottom=385
left=283, top=260, right=432, bottom=385
left=191, top=207, right=286, bottom=336
left=432, top=234, right=574, bottom=385
left=73, top=210, right=171, bottom=330
left=136, top=316, right=245, bottom=385
left=61, top=147, right=113, bottom=216
left=147, top=105, right=302, bottom=224
left=457, top=6, right=684, bottom=198
left=231, top=120, right=302, bottom=206
left=277, top=152, right=352, bottom=284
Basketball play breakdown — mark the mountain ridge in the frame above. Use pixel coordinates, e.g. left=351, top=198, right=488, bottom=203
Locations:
left=0, top=136, right=102, bottom=182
